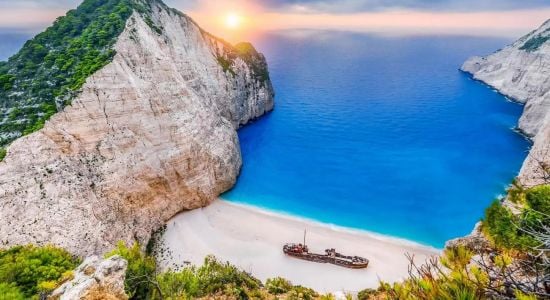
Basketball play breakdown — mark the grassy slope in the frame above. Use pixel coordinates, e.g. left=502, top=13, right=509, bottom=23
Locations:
left=0, top=0, right=139, bottom=148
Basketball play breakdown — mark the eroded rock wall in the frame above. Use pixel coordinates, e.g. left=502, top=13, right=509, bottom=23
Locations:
left=0, top=2, right=274, bottom=256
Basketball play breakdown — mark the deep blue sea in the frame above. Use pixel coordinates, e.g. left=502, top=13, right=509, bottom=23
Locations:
left=223, top=31, right=530, bottom=248
left=0, top=31, right=530, bottom=248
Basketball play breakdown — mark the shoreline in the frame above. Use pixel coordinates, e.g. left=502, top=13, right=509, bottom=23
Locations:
left=156, top=199, right=440, bottom=293
left=222, top=198, right=442, bottom=251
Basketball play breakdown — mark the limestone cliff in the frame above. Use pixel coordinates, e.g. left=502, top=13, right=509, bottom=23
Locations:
left=462, top=19, right=550, bottom=186
left=0, top=0, right=274, bottom=256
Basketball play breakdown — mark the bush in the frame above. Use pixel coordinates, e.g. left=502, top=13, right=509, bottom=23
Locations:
left=0, top=283, right=25, bottom=300
left=105, top=242, right=156, bottom=299
left=196, top=255, right=262, bottom=298
left=153, top=255, right=263, bottom=299
left=483, top=201, right=538, bottom=250
left=0, top=245, right=78, bottom=298
left=266, top=277, right=293, bottom=295
left=0, top=148, right=6, bottom=161
left=357, top=288, right=381, bottom=300
left=380, top=247, right=483, bottom=300
left=154, top=269, right=199, bottom=299
left=525, top=185, right=550, bottom=215
left=286, top=285, right=318, bottom=300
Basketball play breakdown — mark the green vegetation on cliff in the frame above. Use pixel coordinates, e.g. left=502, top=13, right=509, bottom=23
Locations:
left=215, top=41, right=271, bottom=85
left=0, top=0, right=137, bottom=147
left=0, top=0, right=170, bottom=148
left=520, top=28, right=550, bottom=52
left=484, top=184, right=550, bottom=250
left=0, top=245, right=78, bottom=299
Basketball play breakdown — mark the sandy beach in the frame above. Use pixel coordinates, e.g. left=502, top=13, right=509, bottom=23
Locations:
left=157, top=199, right=440, bottom=293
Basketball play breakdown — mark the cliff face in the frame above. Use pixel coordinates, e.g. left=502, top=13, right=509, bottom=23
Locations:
left=462, top=19, right=550, bottom=186
left=0, top=0, right=274, bottom=256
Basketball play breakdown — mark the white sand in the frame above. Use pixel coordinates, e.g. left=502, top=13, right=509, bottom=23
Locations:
left=157, top=199, right=441, bottom=293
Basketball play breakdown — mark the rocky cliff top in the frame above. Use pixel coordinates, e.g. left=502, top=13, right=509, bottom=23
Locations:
left=50, top=255, right=128, bottom=300
left=0, top=0, right=274, bottom=256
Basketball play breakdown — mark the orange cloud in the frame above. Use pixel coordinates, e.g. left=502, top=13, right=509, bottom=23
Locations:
left=0, top=8, right=66, bottom=29
left=1, top=5, right=548, bottom=43
left=189, top=8, right=550, bottom=42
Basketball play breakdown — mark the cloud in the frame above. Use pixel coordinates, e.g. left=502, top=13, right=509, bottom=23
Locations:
left=0, top=0, right=548, bottom=39
left=189, top=8, right=550, bottom=41
left=1, top=0, right=549, bottom=13
left=0, top=0, right=79, bottom=9
left=254, top=0, right=550, bottom=13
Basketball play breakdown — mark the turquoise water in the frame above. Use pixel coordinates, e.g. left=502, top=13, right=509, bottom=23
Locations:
left=223, top=32, right=530, bottom=248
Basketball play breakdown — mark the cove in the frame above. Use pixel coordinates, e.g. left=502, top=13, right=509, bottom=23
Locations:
left=223, top=31, right=531, bottom=248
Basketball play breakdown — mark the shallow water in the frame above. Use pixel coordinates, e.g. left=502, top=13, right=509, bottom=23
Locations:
left=223, top=31, right=530, bottom=248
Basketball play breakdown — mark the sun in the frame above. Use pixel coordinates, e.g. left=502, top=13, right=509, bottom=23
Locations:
left=224, top=12, right=243, bottom=29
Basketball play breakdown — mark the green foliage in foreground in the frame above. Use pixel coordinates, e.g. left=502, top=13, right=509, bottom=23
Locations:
left=106, top=241, right=157, bottom=299
left=108, top=242, right=321, bottom=299
left=525, top=184, right=550, bottom=215
left=153, top=256, right=263, bottom=299
left=107, top=242, right=263, bottom=299
left=0, top=283, right=25, bottom=300
left=266, top=277, right=293, bottom=295
left=0, top=245, right=78, bottom=299
left=377, top=246, right=521, bottom=300
left=483, top=184, right=550, bottom=250
left=483, top=201, right=539, bottom=250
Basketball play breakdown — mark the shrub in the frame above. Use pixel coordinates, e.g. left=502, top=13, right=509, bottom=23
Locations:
left=196, top=255, right=262, bottom=297
left=0, top=148, right=6, bottom=161
left=0, top=245, right=78, bottom=298
left=525, top=185, right=550, bottom=215
left=286, top=285, right=318, bottom=300
left=105, top=242, right=156, bottom=299
left=152, top=255, right=264, bottom=299
left=380, top=247, right=484, bottom=300
left=266, top=277, right=293, bottom=295
left=154, top=268, right=199, bottom=299
left=357, top=288, right=380, bottom=300
left=483, top=201, right=538, bottom=250
left=0, top=283, right=25, bottom=300
left=484, top=201, right=518, bottom=247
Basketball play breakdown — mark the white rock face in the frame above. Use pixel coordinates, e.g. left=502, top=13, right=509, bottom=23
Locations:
left=462, top=20, right=550, bottom=186
left=0, top=2, right=274, bottom=256
left=49, top=255, right=128, bottom=300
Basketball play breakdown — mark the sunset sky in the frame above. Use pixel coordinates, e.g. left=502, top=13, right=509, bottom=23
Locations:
left=0, top=0, right=549, bottom=40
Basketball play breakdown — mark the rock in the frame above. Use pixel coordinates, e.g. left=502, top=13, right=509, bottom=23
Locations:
left=445, top=222, right=490, bottom=251
left=0, top=0, right=274, bottom=256
left=49, top=255, right=128, bottom=300
left=461, top=19, right=550, bottom=186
